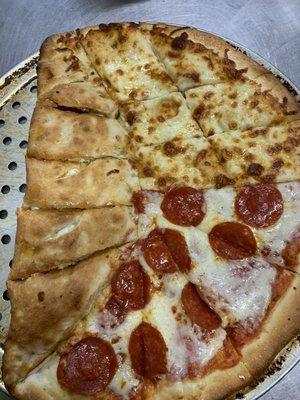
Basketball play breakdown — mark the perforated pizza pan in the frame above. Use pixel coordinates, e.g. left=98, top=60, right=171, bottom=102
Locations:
left=0, top=28, right=299, bottom=400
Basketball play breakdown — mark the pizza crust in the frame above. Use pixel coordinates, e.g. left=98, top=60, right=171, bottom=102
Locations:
left=24, top=157, right=140, bottom=208
left=27, top=105, right=126, bottom=160
left=11, top=206, right=136, bottom=279
left=239, top=271, right=300, bottom=377
left=142, top=360, right=251, bottom=400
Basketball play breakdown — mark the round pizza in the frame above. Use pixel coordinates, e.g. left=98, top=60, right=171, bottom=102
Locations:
left=2, top=22, right=300, bottom=400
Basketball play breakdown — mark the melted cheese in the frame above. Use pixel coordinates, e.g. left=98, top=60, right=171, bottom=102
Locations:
left=184, top=228, right=276, bottom=326
left=254, top=181, right=300, bottom=265
left=142, top=272, right=226, bottom=379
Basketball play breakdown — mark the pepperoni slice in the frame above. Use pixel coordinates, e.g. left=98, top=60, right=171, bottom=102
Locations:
left=161, top=186, right=205, bottom=226
left=129, top=322, right=167, bottom=380
left=234, top=184, right=284, bottom=228
left=111, top=260, right=150, bottom=311
left=181, top=283, right=221, bottom=331
left=162, top=228, right=191, bottom=272
left=142, top=229, right=177, bottom=273
left=132, top=191, right=145, bottom=214
left=209, top=221, right=257, bottom=260
left=57, top=336, right=117, bottom=395
left=282, top=235, right=300, bottom=269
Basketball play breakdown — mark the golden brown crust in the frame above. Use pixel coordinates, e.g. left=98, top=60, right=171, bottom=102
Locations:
left=2, top=251, right=116, bottom=391
left=11, top=206, right=137, bottom=279
left=27, top=105, right=125, bottom=160
left=239, top=272, right=300, bottom=377
left=39, top=83, right=118, bottom=118
left=24, top=157, right=140, bottom=208
left=143, top=360, right=251, bottom=400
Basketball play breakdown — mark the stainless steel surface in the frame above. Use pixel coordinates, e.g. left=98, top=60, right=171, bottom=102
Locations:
left=0, top=0, right=300, bottom=88
left=0, top=3, right=300, bottom=396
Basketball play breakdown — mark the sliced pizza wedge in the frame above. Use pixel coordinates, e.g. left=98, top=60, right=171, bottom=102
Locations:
left=131, top=137, right=228, bottom=190
left=38, top=31, right=116, bottom=116
left=142, top=24, right=271, bottom=90
left=208, top=120, right=300, bottom=185
left=186, top=76, right=299, bottom=136
left=3, top=250, right=118, bottom=392
left=80, top=23, right=177, bottom=102
left=10, top=245, right=151, bottom=400
left=11, top=206, right=137, bottom=279
left=24, top=157, right=140, bottom=208
left=147, top=26, right=246, bottom=91
left=119, top=92, right=203, bottom=149
left=27, top=105, right=127, bottom=160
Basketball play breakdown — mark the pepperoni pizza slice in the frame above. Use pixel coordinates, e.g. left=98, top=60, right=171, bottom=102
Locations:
left=3, top=249, right=118, bottom=392
left=11, top=245, right=152, bottom=400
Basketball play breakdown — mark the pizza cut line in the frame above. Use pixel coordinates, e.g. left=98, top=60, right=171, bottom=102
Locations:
left=2, top=22, right=300, bottom=400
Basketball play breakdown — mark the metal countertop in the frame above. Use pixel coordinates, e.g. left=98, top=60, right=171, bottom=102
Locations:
left=0, top=1, right=299, bottom=399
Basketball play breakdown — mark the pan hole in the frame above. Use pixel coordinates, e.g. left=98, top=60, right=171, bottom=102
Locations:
left=0, top=313, right=2, bottom=321
left=0, top=210, right=8, bottom=219
left=19, top=140, right=27, bottom=149
left=3, top=290, right=9, bottom=301
left=19, top=183, right=27, bottom=193
left=1, top=235, right=11, bottom=244
left=12, top=101, right=21, bottom=109
left=9, top=260, right=13, bottom=268
left=0, top=120, right=4, bottom=127
left=3, top=137, right=11, bottom=145
left=1, top=185, right=10, bottom=194
left=30, top=85, right=37, bottom=93
left=8, top=162, right=17, bottom=171
left=18, top=116, right=27, bottom=124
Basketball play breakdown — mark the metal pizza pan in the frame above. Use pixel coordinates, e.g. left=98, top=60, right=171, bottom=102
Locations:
left=0, top=28, right=299, bottom=400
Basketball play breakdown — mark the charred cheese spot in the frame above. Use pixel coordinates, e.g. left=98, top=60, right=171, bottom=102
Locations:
left=247, top=163, right=264, bottom=176
left=171, top=32, right=189, bottom=50
left=215, top=174, right=234, bottom=189
left=163, top=141, right=184, bottom=156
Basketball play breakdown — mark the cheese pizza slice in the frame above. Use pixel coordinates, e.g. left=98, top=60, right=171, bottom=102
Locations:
left=186, top=77, right=299, bottom=136
left=208, top=120, right=300, bottom=185
left=11, top=206, right=137, bottom=279
left=10, top=245, right=150, bottom=400
left=131, top=137, right=227, bottom=190
left=147, top=27, right=246, bottom=91
left=27, top=106, right=127, bottom=160
left=80, top=23, right=177, bottom=102
left=3, top=250, right=116, bottom=392
left=24, top=157, right=140, bottom=208
left=119, top=92, right=203, bottom=149
left=38, top=32, right=116, bottom=116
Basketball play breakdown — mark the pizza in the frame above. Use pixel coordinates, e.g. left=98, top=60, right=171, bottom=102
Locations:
left=2, top=22, right=300, bottom=400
